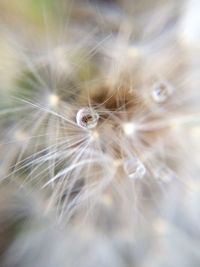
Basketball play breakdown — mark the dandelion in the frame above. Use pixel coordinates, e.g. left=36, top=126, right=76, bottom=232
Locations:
left=0, top=0, right=200, bottom=267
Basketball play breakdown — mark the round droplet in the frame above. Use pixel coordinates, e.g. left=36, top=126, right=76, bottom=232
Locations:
left=76, top=108, right=99, bottom=129
left=124, top=157, right=146, bottom=179
left=154, top=165, right=176, bottom=183
left=151, top=81, right=174, bottom=103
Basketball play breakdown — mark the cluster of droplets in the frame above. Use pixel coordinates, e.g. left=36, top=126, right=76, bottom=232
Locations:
left=75, top=106, right=146, bottom=180
left=75, top=80, right=175, bottom=181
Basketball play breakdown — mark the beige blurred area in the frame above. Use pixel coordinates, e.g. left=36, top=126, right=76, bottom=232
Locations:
left=0, top=0, right=199, bottom=93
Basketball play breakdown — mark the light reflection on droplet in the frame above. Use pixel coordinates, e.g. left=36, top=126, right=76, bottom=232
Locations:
left=124, top=156, right=146, bottom=179
left=154, top=165, right=176, bottom=183
left=151, top=81, right=174, bottom=103
left=76, top=107, right=99, bottom=129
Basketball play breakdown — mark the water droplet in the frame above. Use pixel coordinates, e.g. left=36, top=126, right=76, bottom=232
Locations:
left=154, top=165, right=176, bottom=183
left=76, top=108, right=99, bottom=129
left=151, top=81, right=174, bottom=103
left=124, top=157, right=146, bottom=179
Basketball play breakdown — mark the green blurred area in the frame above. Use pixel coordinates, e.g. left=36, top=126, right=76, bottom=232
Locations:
left=0, top=0, right=60, bottom=26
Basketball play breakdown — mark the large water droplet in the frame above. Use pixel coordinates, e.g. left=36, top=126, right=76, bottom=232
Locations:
left=124, top=156, right=146, bottom=179
left=151, top=81, right=174, bottom=103
left=76, top=108, right=99, bottom=129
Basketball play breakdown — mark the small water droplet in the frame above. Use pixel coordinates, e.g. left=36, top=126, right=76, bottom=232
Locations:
left=124, top=157, right=146, bottom=179
left=76, top=108, right=99, bottom=129
left=151, top=81, right=174, bottom=103
left=154, top=165, right=176, bottom=183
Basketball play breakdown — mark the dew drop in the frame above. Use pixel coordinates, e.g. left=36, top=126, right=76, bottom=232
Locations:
left=151, top=81, right=174, bottom=103
left=154, top=165, right=176, bottom=183
left=124, top=157, right=146, bottom=179
left=76, top=107, right=99, bottom=129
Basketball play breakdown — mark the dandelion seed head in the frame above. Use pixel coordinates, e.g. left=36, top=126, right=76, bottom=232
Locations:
left=153, top=218, right=168, bottom=235
left=128, top=46, right=141, bottom=59
left=190, top=126, right=200, bottom=140
left=113, top=159, right=122, bottom=168
left=179, top=0, right=200, bottom=47
left=53, top=46, right=71, bottom=73
left=90, top=130, right=100, bottom=140
left=48, top=94, right=59, bottom=108
left=122, top=122, right=136, bottom=136
left=1, top=2, right=200, bottom=265
left=100, top=192, right=113, bottom=207
left=187, top=179, right=200, bottom=193
left=14, top=129, right=28, bottom=142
